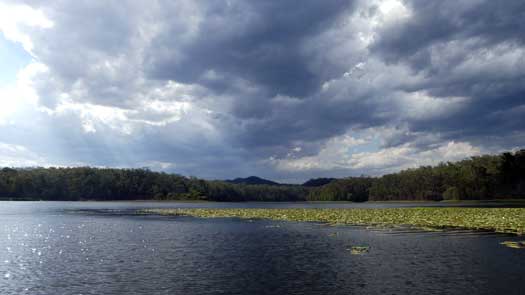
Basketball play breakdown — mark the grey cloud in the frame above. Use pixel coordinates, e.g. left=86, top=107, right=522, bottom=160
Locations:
left=372, top=1, right=525, bottom=68
left=24, top=0, right=151, bottom=108
left=144, top=0, right=355, bottom=97
left=363, top=0, right=525, bottom=152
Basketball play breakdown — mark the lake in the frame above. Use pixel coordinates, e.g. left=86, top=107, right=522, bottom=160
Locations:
left=1, top=201, right=524, bottom=294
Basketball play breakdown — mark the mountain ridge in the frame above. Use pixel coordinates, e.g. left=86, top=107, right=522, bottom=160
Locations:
left=225, top=176, right=281, bottom=186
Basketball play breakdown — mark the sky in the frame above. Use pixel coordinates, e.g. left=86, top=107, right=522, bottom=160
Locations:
left=0, top=0, right=524, bottom=183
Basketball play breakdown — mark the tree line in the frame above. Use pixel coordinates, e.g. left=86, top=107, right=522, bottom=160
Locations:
left=367, top=150, right=525, bottom=201
left=0, top=167, right=308, bottom=201
left=0, top=149, right=523, bottom=201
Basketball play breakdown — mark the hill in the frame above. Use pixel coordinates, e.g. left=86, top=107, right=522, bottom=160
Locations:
left=302, top=178, right=336, bottom=187
left=225, top=176, right=281, bottom=186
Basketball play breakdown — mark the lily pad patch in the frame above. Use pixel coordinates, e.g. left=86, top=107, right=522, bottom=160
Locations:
left=347, top=246, right=370, bottom=255
left=500, top=241, right=525, bottom=249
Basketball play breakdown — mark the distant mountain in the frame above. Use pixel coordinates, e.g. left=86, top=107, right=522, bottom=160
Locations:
left=302, top=178, right=337, bottom=187
left=226, top=176, right=281, bottom=186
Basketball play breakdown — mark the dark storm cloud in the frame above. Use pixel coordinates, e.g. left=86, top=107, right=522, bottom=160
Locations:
left=365, top=0, right=525, bottom=153
left=144, top=0, right=354, bottom=98
left=372, top=1, right=525, bottom=67
left=22, top=0, right=149, bottom=108
left=235, top=91, right=388, bottom=150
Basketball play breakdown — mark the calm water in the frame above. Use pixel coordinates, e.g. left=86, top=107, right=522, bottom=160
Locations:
left=1, top=201, right=524, bottom=295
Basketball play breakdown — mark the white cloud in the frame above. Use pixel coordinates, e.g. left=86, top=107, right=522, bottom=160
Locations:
left=376, top=0, right=412, bottom=25
left=396, top=91, right=469, bottom=120
left=45, top=98, right=193, bottom=135
left=271, top=132, right=368, bottom=171
left=272, top=134, right=481, bottom=175
left=349, top=141, right=481, bottom=174
left=0, top=62, right=45, bottom=125
left=0, top=3, right=53, bottom=54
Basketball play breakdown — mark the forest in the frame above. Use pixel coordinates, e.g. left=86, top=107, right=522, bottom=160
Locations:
left=0, top=149, right=524, bottom=202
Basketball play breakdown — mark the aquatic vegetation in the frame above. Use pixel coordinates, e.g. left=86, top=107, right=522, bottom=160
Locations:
left=143, top=208, right=525, bottom=235
left=500, top=241, right=525, bottom=249
left=348, top=246, right=369, bottom=255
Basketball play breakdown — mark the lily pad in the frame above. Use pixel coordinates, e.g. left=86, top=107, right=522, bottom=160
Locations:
left=500, top=241, right=525, bottom=249
left=347, top=246, right=369, bottom=255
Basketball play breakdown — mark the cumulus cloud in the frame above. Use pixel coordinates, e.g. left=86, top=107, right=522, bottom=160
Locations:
left=270, top=133, right=369, bottom=172
left=0, top=0, right=523, bottom=181
left=348, top=141, right=481, bottom=174
left=0, top=2, right=53, bottom=54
